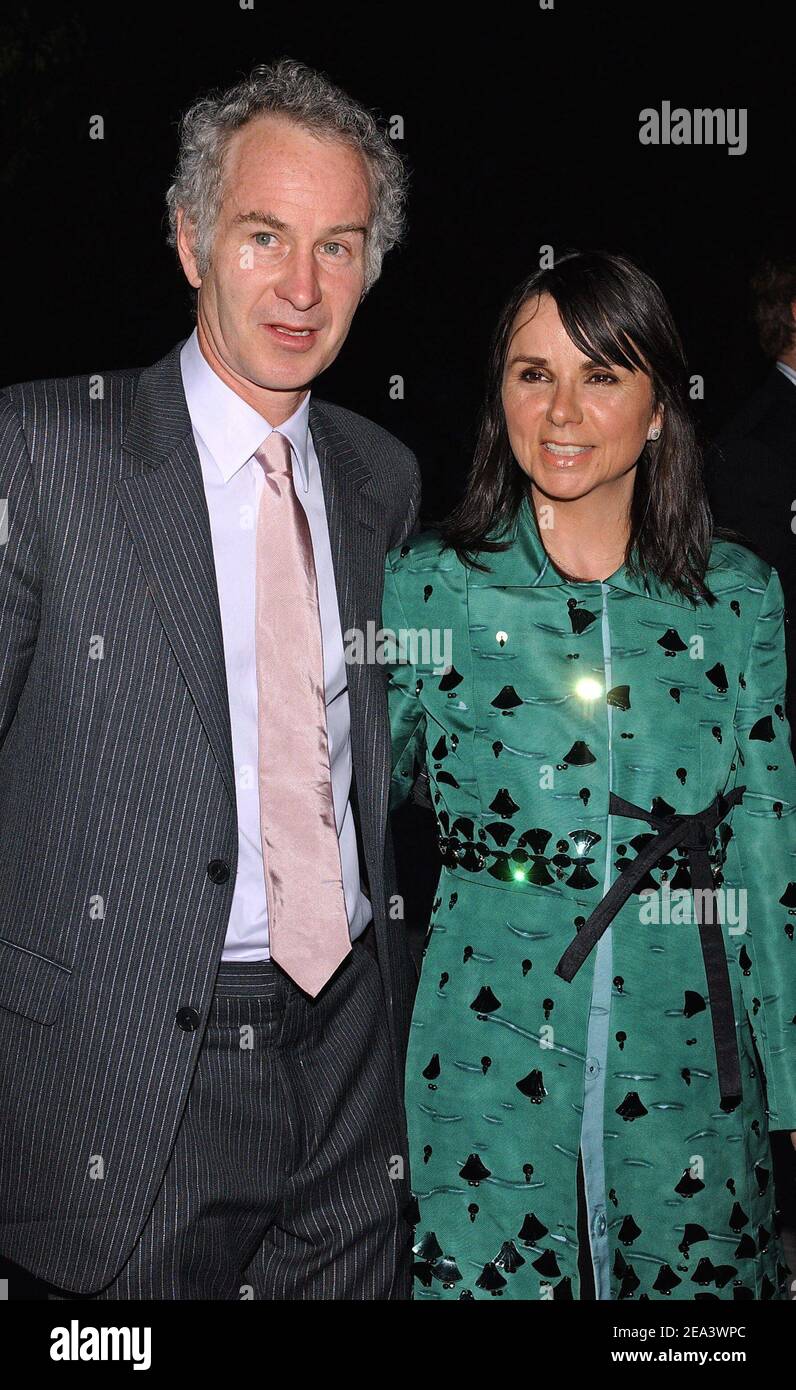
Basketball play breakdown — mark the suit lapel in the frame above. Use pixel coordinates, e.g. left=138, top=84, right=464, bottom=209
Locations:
left=309, top=400, right=390, bottom=874
left=117, top=340, right=237, bottom=809
left=309, top=397, right=383, bottom=642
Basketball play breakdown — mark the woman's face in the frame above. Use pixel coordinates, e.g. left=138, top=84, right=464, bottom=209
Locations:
left=500, top=292, right=663, bottom=504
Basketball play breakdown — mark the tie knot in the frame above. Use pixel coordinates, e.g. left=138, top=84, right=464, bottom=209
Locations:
left=255, top=430, right=293, bottom=478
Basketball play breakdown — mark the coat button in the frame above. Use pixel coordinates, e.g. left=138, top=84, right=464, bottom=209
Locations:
left=176, top=1006, right=200, bottom=1031
left=207, top=859, right=230, bottom=883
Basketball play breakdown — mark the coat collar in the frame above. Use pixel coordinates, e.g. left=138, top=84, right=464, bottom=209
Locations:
left=120, top=336, right=373, bottom=492
left=467, top=492, right=728, bottom=608
left=178, top=328, right=312, bottom=492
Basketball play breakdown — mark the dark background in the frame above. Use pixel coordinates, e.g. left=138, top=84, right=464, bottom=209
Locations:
left=0, top=0, right=791, bottom=525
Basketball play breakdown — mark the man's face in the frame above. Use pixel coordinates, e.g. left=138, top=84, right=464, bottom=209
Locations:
left=177, top=115, right=372, bottom=412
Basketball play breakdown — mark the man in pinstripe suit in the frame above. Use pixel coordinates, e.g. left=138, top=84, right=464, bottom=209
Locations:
left=0, top=60, right=420, bottom=1299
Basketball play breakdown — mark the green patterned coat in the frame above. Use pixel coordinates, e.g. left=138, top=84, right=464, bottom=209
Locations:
left=383, top=494, right=796, bottom=1300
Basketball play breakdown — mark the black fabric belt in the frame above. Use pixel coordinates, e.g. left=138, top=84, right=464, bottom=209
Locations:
left=555, top=785, right=747, bottom=1110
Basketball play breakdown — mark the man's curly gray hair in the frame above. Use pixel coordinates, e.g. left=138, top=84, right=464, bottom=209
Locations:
left=165, top=58, right=409, bottom=294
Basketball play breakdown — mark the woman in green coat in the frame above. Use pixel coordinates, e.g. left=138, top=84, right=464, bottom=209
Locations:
left=382, top=251, right=796, bottom=1300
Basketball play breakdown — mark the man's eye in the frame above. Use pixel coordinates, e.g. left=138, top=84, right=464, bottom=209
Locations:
left=323, top=242, right=346, bottom=256
left=254, top=233, right=276, bottom=246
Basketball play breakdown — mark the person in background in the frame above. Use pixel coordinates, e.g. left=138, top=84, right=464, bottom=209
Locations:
left=706, top=253, right=796, bottom=1258
left=706, top=252, right=796, bottom=728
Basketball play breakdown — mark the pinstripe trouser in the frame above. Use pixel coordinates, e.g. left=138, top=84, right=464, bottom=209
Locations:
left=47, top=929, right=412, bottom=1300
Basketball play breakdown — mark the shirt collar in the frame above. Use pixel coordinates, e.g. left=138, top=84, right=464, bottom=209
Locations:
left=469, top=491, right=725, bottom=606
left=180, top=327, right=311, bottom=492
left=776, top=359, right=796, bottom=390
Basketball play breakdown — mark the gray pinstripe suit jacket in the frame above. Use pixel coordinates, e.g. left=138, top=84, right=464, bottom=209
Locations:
left=0, top=337, right=421, bottom=1293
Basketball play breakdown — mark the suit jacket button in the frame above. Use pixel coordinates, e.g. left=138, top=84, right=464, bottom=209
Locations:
left=207, top=859, right=230, bottom=883
left=176, top=1006, right=200, bottom=1031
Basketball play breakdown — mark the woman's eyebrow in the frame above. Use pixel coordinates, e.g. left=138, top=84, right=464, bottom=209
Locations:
left=506, top=353, right=616, bottom=369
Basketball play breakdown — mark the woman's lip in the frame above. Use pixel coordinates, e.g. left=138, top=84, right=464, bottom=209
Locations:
left=540, top=443, right=595, bottom=466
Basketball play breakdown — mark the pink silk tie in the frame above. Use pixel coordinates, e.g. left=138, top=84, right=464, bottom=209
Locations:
left=253, top=430, right=352, bottom=996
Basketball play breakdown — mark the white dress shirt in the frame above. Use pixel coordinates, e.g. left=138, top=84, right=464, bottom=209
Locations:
left=180, top=329, right=372, bottom=960
left=776, top=359, right=796, bottom=389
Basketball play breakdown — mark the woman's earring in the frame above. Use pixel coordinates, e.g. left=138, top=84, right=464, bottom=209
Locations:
left=648, top=427, right=661, bottom=440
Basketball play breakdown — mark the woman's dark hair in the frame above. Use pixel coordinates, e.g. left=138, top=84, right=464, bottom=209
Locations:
left=440, top=249, right=742, bottom=605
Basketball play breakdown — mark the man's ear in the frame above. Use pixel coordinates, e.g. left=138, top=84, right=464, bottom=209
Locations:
left=175, top=207, right=202, bottom=289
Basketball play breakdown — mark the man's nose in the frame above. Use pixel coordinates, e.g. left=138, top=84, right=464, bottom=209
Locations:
left=273, top=251, right=322, bottom=310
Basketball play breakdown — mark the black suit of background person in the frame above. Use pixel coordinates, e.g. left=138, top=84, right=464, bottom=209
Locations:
left=706, top=253, right=796, bottom=730
left=705, top=251, right=796, bottom=1245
